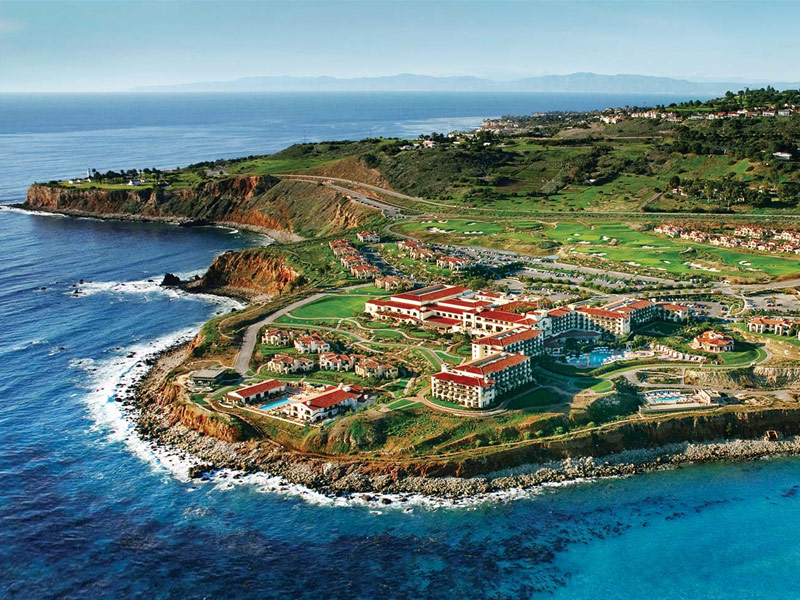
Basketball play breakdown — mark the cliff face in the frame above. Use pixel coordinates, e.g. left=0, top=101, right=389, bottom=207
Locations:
left=684, top=367, right=800, bottom=390
left=25, top=175, right=376, bottom=237
left=187, top=248, right=300, bottom=299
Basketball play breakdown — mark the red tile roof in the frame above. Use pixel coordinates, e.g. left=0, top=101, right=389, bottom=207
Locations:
left=424, top=316, right=461, bottom=326
left=475, top=327, right=542, bottom=347
left=457, top=353, right=530, bottom=375
left=230, top=379, right=285, bottom=397
left=476, top=310, right=528, bottom=324
left=393, top=285, right=467, bottom=303
left=303, top=387, right=359, bottom=409
left=432, top=371, right=493, bottom=388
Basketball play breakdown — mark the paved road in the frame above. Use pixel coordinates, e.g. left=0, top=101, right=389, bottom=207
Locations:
left=232, top=283, right=373, bottom=375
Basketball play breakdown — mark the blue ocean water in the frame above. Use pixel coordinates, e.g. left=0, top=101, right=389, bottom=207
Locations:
left=2, top=92, right=798, bottom=599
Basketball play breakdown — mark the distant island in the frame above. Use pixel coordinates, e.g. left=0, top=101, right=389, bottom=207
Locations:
left=132, top=72, right=800, bottom=95
left=22, top=87, right=800, bottom=497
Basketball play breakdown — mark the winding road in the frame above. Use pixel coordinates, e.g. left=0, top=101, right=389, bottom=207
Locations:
left=232, top=283, right=373, bottom=375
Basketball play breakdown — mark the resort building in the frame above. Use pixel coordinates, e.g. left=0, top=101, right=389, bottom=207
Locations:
left=365, top=284, right=469, bottom=322
left=357, top=231, right=380, bottom=243
left=226, top=379, right=286, bottom=406
left=656, top=302, right=691, bottom=322
left=265, top=353, right=315, bottom=375
left=472, top=327, right=543, bottom=360
left=261, top=328, right=296, bottom=347
left=690, top=331, right=735, bottom=353
left=282, top=384, right=371, bottom=423
left=294, top=334, right=331, bottom=354
left=748, top=316, right=795, bottom=336
left=431, top=352, right=533, bottom=409
left=430, top=371, right=496, bottom=409
left=354, top=359, right=399, bottom=379
left=319, top=353, right=358, bottom=372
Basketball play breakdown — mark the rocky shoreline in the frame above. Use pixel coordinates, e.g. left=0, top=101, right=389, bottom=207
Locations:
left=7, top=203, right=301, bottom=244
left=127, top=344, right=800, bottom=502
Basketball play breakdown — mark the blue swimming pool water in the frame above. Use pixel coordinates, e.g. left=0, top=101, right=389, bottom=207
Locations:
left=259, top=397, right=292, bottom=411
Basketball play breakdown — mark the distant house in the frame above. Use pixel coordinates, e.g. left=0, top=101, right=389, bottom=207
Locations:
left=410, top=248, right=437, bottom=262
left=261, top=327, right=296, bottom=347
left=690, top=331, right=735, bottom=353
left=357, top=231, right=380, bottom=243
left=350, top=264, right=381, bottom=279
left=319, top=353, right=359, bottom=372
left=436, top=256, right=471, bottom=271
left=226, top=379, right=286, bottom=405
left=374, top=275, right=412, bottom=291
left=397, top=239, right=424, bottom=252
left=265, top=353, right=315, bottom=375
left=294, top=334, right=331, bottom=354
left=355, top=359, right=399, bottom=379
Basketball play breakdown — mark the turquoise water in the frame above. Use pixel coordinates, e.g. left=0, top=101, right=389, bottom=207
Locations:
left=568, top=349, right=628, bottom=367
left=2, top=92, right=798, bottom=599
left=259, top=397, right=292, bottom=411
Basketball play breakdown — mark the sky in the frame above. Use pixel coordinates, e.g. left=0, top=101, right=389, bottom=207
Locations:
left=1, top=0, right=800, bottom=92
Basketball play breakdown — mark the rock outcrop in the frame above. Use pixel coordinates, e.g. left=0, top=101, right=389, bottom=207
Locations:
left=183, top=248, right=300, bottom=299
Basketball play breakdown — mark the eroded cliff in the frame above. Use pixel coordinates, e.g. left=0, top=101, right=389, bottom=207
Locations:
left=24, top=175, right=376, bottom=237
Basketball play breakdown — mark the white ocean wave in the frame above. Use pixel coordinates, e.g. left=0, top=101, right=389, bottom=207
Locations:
left=67, top=276, right=245, bottom=309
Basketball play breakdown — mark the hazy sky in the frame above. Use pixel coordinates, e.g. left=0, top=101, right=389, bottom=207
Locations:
left=2, top=0, right=799, bottom=92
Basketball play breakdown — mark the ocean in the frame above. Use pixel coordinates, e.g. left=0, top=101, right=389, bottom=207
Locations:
left=3, top=92, right=799, bottom=599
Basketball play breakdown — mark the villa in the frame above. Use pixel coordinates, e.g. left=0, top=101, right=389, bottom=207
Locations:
left=690, top=331, right=735, bottom=353
left=265, top=353, right=315, bottom=374
left=261, top=327, right=296, bottom=346
left=436, top=255, right=471, bottom=271
left=354, top=359, right=398, bottom=379
left=319, top=352, right=359, bottom=372
left=282, top=384, right=371, bottom=423
left=351, top=264, right=381, bottom=279
left=748, top=316, right=795, bottom=336
left=374, top=275, right=412, bottom=291
left=226, top=379, right=287, bottom=405
left=294, top=334, right=331, bottom=354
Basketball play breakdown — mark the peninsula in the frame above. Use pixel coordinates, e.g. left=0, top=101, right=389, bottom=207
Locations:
left=23, top=87, right=800, bottom=496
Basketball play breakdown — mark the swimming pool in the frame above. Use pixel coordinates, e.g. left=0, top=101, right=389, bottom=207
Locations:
left=565, top=349, right=631, bottom=368
left=258, top=397, right=293, bottom=411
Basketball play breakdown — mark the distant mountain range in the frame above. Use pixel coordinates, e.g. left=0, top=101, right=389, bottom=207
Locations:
left=132, top=72, right=800, bottom=95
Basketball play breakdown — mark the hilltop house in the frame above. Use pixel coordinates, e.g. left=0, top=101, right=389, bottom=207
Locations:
left=690, top=331, right=735, bottom=353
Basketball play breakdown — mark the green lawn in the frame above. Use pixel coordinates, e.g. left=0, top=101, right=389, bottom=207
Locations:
left=546, top=221, right=800, bottom=280
left=287, top=293, right=382, bottom=320
left=506, top=387, right=561, bottom=410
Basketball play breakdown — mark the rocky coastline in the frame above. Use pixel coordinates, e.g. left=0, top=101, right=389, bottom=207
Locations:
left=125, top=344, right=800, bottom=502
left=8, top=203, right=299, bottom=243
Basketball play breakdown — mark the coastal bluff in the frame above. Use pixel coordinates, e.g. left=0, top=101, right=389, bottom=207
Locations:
left=24, top=174, right=376, bottom=238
